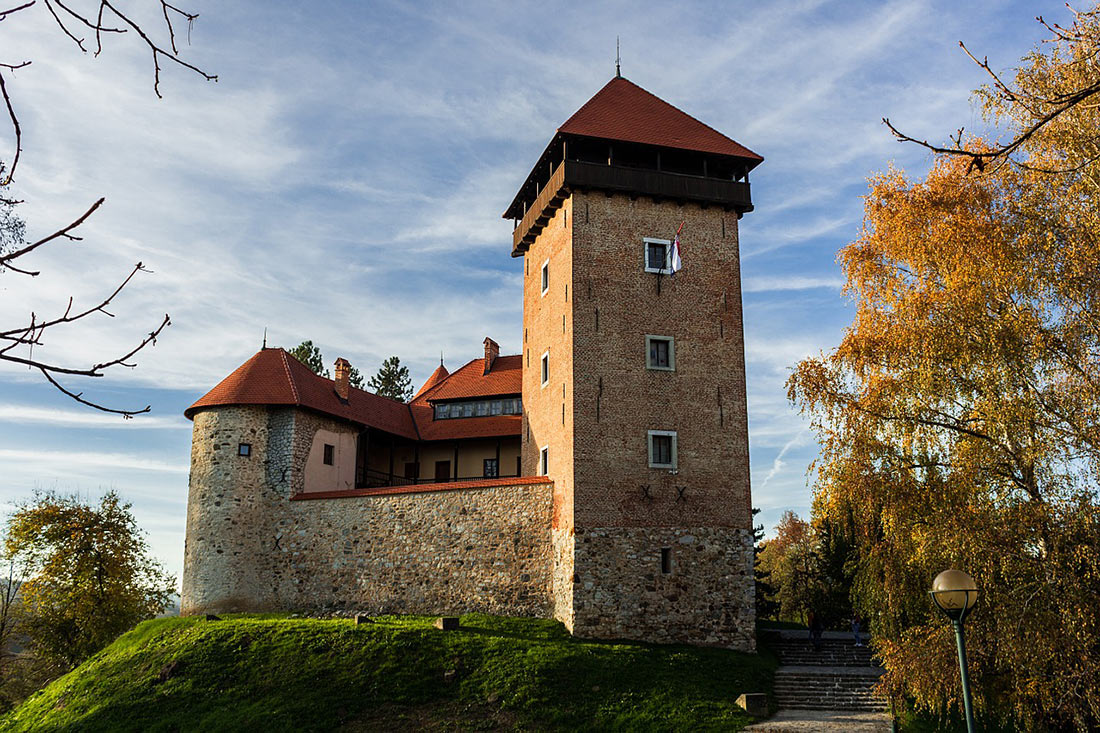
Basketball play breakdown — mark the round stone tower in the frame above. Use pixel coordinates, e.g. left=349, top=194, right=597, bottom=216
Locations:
left=181, top=405, right=284, bottom=615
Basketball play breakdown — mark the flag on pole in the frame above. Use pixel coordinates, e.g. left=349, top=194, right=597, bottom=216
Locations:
left=669, top=221, right=685, bottom=275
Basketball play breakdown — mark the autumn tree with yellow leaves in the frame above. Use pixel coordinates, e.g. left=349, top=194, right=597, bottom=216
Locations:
left=789, top=7, right=1100, bottom=729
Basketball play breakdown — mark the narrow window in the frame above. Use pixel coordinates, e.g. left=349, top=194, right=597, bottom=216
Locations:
left=643, top=237, right=672, bottom=274
left=484, top=458, right=499, bottom=478
left=237, top=443, right=251, bottom=457
left=645, top=335, right=676, bottom=371
left=516, top=455, right=522, bottom=477
left=540, top=446, right=549, bottom=475
left=541, top=351, right=549, bottom=387
left=648, top=430, right=678, bottom=469
left=323, top=443, right=335, bottom=465
left=661, top=547, right=673, bottom=574
left=541, top=259, right=550, bottom=295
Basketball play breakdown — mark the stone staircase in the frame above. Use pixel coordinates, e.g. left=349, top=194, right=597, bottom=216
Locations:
left=763, top=630, right=887, bottom=712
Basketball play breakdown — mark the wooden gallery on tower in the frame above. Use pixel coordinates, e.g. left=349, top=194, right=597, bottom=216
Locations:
left=182, top=75, right=763, bottom=650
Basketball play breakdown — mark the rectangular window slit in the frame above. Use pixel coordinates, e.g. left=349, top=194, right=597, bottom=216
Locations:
left=661, top=548, right=672, bottom=574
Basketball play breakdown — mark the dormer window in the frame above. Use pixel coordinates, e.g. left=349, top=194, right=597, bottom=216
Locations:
left=644, top=237, right=672, bottom=274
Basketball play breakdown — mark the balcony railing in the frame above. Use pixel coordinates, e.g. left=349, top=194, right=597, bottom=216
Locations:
left=512, top=159, right=753, bottom=255
left=358, top=467, right=523, bottom=489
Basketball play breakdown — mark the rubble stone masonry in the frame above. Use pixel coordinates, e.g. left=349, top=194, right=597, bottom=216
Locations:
left=182, top=405, right=554, bottom=617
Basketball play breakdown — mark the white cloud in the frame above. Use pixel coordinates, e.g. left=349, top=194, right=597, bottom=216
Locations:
left=0, top=405, right=190, bottom=429
left=743, top=275, right=844, bottom=293
left=0, top=449, right=188, bottom=474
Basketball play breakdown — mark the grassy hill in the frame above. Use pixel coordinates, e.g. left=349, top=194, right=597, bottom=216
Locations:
left=0, top=614, right=777, bottom=732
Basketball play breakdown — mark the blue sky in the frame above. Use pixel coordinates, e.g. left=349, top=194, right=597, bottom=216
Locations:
left=0, top=0, right=1057, bottom=582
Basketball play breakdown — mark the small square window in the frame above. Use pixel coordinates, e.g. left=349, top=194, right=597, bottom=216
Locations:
left=643, top=238, right=672, bottom=274
left=648, top=430, right=678, bottom=469
left=323, top=443, right=335, bottom=465
left=541, top=259, right=550, bottom=295
left=237, top=443, right=251, bottom=457
left=645, top=335, right=675, bottom=371
left=484, top=458, right=499, bottom=478
left=540, top=446, right=549, bottom=475
left=541, top=351, right=549, bottom=387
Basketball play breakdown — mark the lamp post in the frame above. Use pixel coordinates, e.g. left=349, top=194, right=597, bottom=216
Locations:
left=930, top=569, right=979, bottom=733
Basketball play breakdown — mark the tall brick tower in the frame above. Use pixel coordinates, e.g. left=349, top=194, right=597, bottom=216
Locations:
left=504, top=76, right=762, bottom=649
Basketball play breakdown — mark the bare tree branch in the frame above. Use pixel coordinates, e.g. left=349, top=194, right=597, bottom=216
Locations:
left=0, top=197, right=103, bottom=273
left=884, top=10, right=1100, bottom=175
left=0, top=71, right=21, bottom=186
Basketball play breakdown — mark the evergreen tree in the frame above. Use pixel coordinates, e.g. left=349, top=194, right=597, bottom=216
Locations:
left=367, top=356, right=413, bottom=402
left=752, top=508, right=780, bottom=622
left=289, top=340, right=366, bottom=390
left=289, top=340, right=329, bottom=378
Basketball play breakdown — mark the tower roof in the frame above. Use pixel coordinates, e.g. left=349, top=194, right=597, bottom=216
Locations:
left=413, top=363, right=450, bottom=400
left=558, top=77, right=762, bottom=161
left=185, top=348, right=418, bottom=439
left=502, top=77, right=762, bottom=240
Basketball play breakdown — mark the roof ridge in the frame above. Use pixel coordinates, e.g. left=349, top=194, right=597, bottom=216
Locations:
left=556, top=76, right=762, bottom=161
left=278, top=349, right=301, bottom=404
left=406, top=402, right=422, bottom=440
left=614, top=77, right=759, bottom=159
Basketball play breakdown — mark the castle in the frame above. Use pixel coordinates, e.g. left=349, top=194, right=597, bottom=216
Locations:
left=182, top=75, right=762, bottom=650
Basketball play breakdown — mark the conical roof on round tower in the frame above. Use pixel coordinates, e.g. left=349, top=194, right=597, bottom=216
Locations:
left=413, top=363, right=450, bottom=400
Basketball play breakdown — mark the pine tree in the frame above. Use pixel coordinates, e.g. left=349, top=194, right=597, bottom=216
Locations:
left=752, top=508, right=780, bottom=622
left=367, top=356, right=413, bottom=402
left=289, top=340, right=365, bottom=390
left=289, top=340, right=328, bottom=378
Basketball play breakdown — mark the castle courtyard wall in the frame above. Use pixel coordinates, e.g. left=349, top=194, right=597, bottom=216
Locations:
left=183, top=406, right=554, bottom=617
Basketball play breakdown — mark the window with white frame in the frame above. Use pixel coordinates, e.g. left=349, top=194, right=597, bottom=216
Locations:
left=643, top=237, right=672, bottom=274
left=541, top=350, right=549, bottom=387
left=540, top=446, right=549, bottom=475
left=541, top=259, right=550, bottom=295
left=648, top=430, right=678, bottom=469
left=645, top=335, right=675, bottom=371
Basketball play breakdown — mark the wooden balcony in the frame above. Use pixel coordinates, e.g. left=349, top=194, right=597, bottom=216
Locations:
left=511, top=160, right=753, bottom=256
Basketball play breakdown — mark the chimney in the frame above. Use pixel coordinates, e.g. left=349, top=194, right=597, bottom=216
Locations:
left=483, top=337, right=499, bottom=375
left=334, top=358, right=351, bottom=400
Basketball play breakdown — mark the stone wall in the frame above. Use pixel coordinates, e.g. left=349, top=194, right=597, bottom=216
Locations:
left=183, top=405, right=555, bottom=617
left=570, top=526, right=755, bottom=650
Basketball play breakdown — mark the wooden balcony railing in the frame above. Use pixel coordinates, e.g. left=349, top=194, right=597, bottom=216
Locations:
left=512, top=159, right=753, bottom=255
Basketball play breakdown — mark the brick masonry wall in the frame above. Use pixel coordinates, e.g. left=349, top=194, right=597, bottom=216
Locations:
left=183, top=405, right=555, bottom=617
left=569, top=192, right=752, bottom=530
left=530, top=190, right=755, bottom=649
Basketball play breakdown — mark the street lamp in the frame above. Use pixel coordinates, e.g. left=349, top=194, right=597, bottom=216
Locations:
left=930, top=569, right=979, bottom=733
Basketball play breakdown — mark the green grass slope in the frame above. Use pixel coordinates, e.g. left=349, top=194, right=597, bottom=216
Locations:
left=0, top=614, right=776, bottom=732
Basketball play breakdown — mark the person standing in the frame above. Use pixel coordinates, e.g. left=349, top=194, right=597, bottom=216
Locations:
left=809, top=610, right=823, bottom=652
left=851, top=614, right=863, bottom=647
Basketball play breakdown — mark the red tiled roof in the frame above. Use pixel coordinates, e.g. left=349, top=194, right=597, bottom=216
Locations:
left=413, top=363, right=450, bottom=400
left=185, top=349, right=418, bottom=440
left=559, top=77, right=762, bottom=161
left=413, top=355, right=521, bottom=404
left=186, top=348, right=523, bottom=443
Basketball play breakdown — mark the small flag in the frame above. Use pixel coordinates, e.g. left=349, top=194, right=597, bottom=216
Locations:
left=669, top=221, right=684, bottom=275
